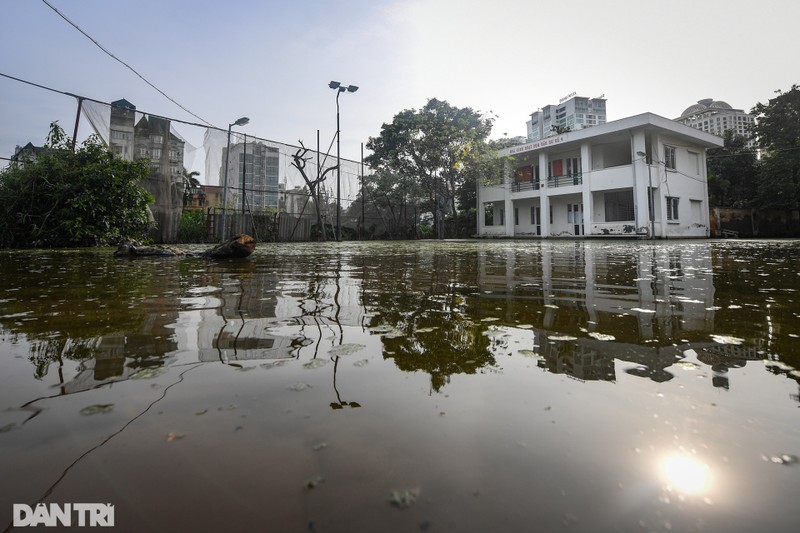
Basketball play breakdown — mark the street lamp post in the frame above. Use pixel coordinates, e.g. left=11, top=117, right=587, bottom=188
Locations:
left=328, top=81, right=358, bottom=241
left=636, top=150, right=655, bottom=239
left=221, top=116, right=250, bottom=240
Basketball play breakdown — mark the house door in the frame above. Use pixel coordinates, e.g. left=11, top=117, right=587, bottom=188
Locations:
left=568, top=203, right=583, bottom=236
left=531, top=206, right=541, bottom=235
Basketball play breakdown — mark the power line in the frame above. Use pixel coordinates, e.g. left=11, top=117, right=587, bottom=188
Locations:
left=40, top=0, right=216, bottom=128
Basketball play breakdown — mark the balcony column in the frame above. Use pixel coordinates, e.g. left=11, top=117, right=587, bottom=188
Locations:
left=631, top=130, right=649, bottom=234
left=539, top=151, right=550, bottom=237
left=580, top=142, right=592, bottom=236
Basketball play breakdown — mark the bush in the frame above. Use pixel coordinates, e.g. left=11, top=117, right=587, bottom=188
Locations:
left=177, top=209, right=207, bottom=242
left=0, top=123, right=154, bottom=248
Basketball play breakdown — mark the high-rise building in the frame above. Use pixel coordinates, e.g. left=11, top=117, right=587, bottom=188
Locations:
left=527, top=95, right=607, bottom=141
left=675, top=99, right=756, bottom=148
left=221, top=141, right=280, bottom=210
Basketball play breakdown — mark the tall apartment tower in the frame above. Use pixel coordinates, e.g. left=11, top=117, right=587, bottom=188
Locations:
left=675, top=99, right=756, bottom=149
left=220, top=141, right=280, bottom=210
left=527, top=95, right=607, bottom=141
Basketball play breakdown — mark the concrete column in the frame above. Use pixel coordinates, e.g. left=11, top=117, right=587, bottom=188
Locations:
left=539, top=151, right=550, bottom=237
left=580, top=142, right=592, bottom=235
left=505, top=196, right=514, bottom=236
left=631, top=130, right=649, bottom=235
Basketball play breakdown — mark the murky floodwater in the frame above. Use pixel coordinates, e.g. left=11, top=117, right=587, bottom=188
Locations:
left=1, top=240, right=799, bottom=532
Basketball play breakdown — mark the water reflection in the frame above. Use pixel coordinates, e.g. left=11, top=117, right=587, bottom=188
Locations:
left=2, top=241, right=800, bottom=531
left=1, top=241, right=799, bottom=398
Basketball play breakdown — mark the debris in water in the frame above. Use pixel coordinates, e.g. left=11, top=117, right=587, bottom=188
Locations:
left=288, top=382, right=313, bottom=391
left=166, top=431, right=185, bottom=442
left=195, top=409, right=208, bottom=416
left=329, top=343, right=366, bottom=357
left=79, top=404, right=114, bottom=416
left=631, top=307, right=656, bottom=314
left=305, top=476, right=325, bottom=491
left=130, top=367, right=167, bottom=380
left=549, top=335, right=578, bottom=341
left=303, top=359, right=329, bottom=370
left=353, top=359, right=369, bottom=367
left=481, top=317, right=500, bottom=322
left=389, top=488, right=419, bottom=508
left=313, top=442, right=328, bottom=451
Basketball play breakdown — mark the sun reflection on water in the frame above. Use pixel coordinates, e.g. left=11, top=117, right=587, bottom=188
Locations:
left=660, top=453, right=712, bottom=495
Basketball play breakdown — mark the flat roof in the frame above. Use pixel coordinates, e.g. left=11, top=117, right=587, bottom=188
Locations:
left=501, top=113, right=724, bottom=157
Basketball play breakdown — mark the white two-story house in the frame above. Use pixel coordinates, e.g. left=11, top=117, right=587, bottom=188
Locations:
left=477, top=113, right=723, bottom=239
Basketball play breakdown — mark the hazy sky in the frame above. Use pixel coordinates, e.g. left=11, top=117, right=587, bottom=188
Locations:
left=2, top=0, right=797, bottom=177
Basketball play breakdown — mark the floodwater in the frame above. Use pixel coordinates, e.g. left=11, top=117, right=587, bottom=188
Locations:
left=1, top=239, right=799, bottom=532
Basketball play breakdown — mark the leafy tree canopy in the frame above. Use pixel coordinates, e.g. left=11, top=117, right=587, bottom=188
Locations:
left=751, top=85, right=800, bottom=210
left=0, top=122, right=154, bottom=248
left=706, top=130, right=759, bottom=208
left=366, top=99, right=495, bottom=238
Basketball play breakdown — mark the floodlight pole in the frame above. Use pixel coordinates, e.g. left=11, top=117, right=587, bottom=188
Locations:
left=329, top=81, right=358, bottom=241
left=221, top=117, right=249, bottom=240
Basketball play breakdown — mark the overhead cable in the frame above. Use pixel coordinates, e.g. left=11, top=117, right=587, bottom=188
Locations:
left=40, top=0, right=216, bottom=128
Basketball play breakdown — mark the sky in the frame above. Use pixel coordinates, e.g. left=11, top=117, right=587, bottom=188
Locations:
left=1, top=0, right=798, bottom=182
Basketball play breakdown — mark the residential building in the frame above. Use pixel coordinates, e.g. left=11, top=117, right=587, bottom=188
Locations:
left=10, top=142, right=49, bottom=163
left=527, top=94, right=606, bottom=141
left=220, top=141, right=280, bottom=210
left=478, top=113, right=723, bottom=239
left=109, top=99, right=185, bottom=242
left=675, top=99, right=756, bottom=148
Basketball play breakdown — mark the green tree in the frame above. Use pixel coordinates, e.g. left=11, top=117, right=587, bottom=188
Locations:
left=366, top=99, right=494, bottom=238
left=706, top=130, right=759, bottom=207
left=182, top=169, right=201, bottom=206
left=751, top=85, right=800, bottom=210
left=0, top=122, right=154, bottom=248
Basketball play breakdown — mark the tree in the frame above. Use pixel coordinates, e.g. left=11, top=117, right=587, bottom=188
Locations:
left=751, top=85, right=800, bottom=210
left=182, top=169, right=201, bottom=206
left=366, top=99, right=494, bottom=238
left=0, top=122, right=154, bottom=248
left=706, top=130, right=759, bottom=207
left=290, top=141, right=337, bottom=240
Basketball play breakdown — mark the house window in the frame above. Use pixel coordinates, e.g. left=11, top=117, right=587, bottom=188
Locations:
left=688, top=151, right=700, bottom=175
left=666, top=197, right=679, bottom=221
left=604, top=190, right=635, bottom=222
left=484, top=204, right=494, bottom=226
left=151, top=148, right=161, bottom=159
left=664, top=145, right=676, bottom=170
left=151, top=134, right=163, bottom=143
left=110, top=130, right=131, bottom=141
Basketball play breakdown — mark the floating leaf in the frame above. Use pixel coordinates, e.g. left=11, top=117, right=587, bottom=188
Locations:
left=389, top=488, right=419, bottom=509
left=288, top=382, right=313, bottom=391
left=130, top=367, right=167, bottom=380
left=166, top=431, right=185, bottom=442
left=353, top=359, right=369, bottom=367
left=305, top=476, right=325, bottom=491
left=80, top=404, right=114, bottom=416
left=329, top=343, right=366, bottom=357
left=303, top=359, right=329, bottom=370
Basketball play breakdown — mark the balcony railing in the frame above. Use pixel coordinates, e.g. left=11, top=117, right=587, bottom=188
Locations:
left=512, top=173, right=582, bottom=192
left=548, top=173, right=582, bottom=188
left=512, top=180, right=541, bottom=192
